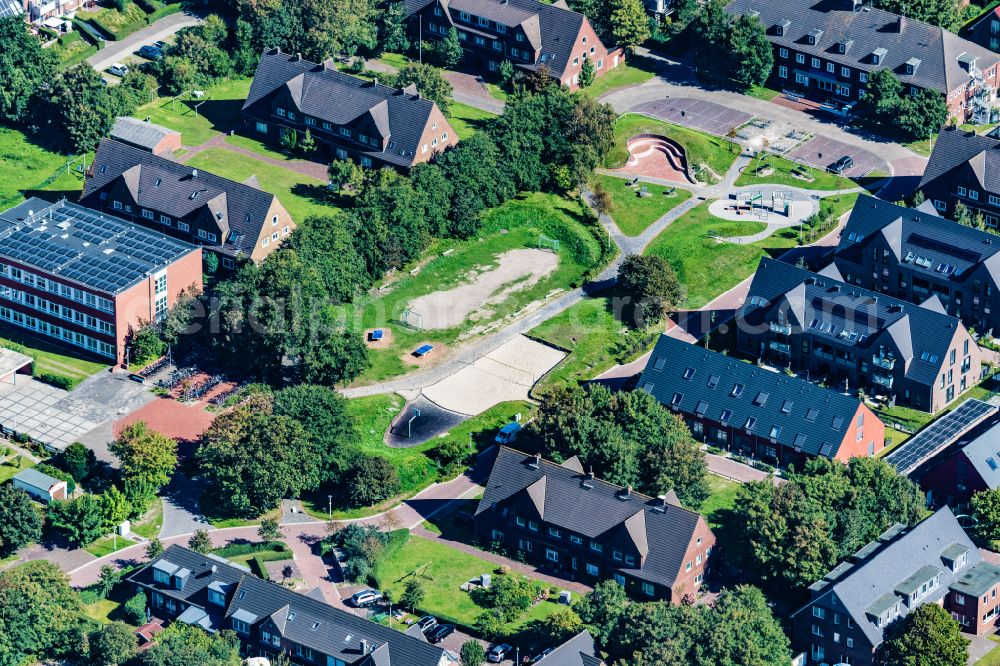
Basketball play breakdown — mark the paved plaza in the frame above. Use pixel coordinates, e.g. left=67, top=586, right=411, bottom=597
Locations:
left=0, top=378, right=99, bottom=449
left=632, top=98, right=753, bottom=136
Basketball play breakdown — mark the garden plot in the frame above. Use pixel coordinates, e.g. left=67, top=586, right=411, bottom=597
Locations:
left=405, top=249, right=558, bottom=330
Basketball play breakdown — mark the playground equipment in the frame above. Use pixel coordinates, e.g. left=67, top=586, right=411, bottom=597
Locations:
left=734, top=191, right=794, bottom=219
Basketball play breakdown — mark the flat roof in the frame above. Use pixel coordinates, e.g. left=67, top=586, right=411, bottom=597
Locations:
left=0, top=198, right=197, bottom=295
left=0, top=348, right=32, bottom=378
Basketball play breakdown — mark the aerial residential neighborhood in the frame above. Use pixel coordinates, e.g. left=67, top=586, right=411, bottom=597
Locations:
left=11, top=0, right=1000, bottom=665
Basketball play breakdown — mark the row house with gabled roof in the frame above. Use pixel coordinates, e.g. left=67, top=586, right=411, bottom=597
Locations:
left=736, top=258, right=982, bottom=413
left=402, top=0, right=624, bottom=89
left=918, top=125, right=1000, bottom=232
left=726, top=0, right=1000, bottom=122
left=243, top=49, right=457, bottom=171
left=474, top=446, right=715, bottom=603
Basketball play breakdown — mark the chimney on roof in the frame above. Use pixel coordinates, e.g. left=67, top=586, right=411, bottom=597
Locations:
left=191, top=168, right=198, bottom=179
left=586, top=467, right=594, bottom=480
left=622, top=484, right=632, bottom=499
left=211, top=565, right=217, bottom=573
left=293, top=52, right=302, bottom=61
left=895, top=15, right=904, bottom=32
left=360, top=640, right=369, bottom=654
left=534, top=452, right=541, bottom=466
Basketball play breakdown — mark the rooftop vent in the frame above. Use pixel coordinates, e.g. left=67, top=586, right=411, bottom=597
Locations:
left=191, top=169, right=198, bottom=179
left=528, top=453, right=541, bottom=469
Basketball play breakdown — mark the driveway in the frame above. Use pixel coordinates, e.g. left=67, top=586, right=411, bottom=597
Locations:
left=158, top=473, right=211, bottom=539
left=88, top=11, right=203, bottom=75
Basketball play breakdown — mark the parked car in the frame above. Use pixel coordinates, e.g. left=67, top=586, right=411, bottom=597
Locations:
left=416, top=615, right=438, bottom=633
left=530, top=648, right=554, bottom=662
left=829, top=155, right=854, bottom=174
left=153, top=40, right=167, bottom=50
left=426, top=624, right=455, bottom=644
left=495, top=421, right=521, bottom=444
left=487, top=644, right=514, bottom=663
left=138, top=45, right=164, bottom=60
left=107, top=63, right=129, bottom=77
left=349, top=589, right=383, bottom=607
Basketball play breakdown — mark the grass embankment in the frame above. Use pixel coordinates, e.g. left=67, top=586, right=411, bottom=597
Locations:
left=593, top=174, right=693, bottom=236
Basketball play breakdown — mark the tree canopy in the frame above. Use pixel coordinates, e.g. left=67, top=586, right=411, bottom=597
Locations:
left=876, top=603, right=969, bottom=666
left=529, top=383, right=709, bottom=507
left=0, top=16, right=57, bottom=125
left=0, top=485, right=43, bottom=557
left=691, top=0, right=772, bottom=89
left=0, top=561, right=86, bottom=666
left=141, top=624, right=241, bottom=666
left=110, top=421, right=178, bottom=504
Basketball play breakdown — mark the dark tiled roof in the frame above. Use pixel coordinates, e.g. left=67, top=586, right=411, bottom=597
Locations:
left=476, top=447, right=705, bottom=588
left=836, top=194, right=1000, bottom=286
left=225, top=575, right=446, bottom=666
left=243, top=50, right=440, bottom=168
left=132, top=546, right=446, bottom=666
left=0, top=198, right=197, bottom=295
left=402, top=0, right=589, bottom=79
left=638, top=335, right=865, bottom=459
left=918, top=125, right=1000, bottom=193
left=726, top=0, right=1000, bottom=94
left=111, top=117, right=180, bottom=152
left=83, top=140, right=277, bottom=258
left=794, top=507, right=985, bottom=647
left=535, top=630, right=602, bottom=666
left=740, top=259, right=963, bottom=386
left=958, top=420, right=1000, bottom=489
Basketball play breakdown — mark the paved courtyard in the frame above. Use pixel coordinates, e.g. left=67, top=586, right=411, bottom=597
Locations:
left=785, top=134, right=884, bottom=178
left=632, top=98, right=753, bottom=137
left=0, top=378, right=99, bottom=450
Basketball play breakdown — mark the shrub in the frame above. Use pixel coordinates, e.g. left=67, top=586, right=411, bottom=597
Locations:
left=35, top=373, right=73, bottom=390
left=123, top=591, right=147, bottom=624
left=211, top=541, right=286, bottom=558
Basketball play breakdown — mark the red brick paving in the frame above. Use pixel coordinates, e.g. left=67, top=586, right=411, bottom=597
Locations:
left=114, top=397, right=217, bottom=445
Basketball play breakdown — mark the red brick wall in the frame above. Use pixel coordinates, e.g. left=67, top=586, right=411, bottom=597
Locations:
left=669, top=515, right=716, bottom=603
left=413, top=104, right=457, bottom=165
left=947, top=587, right=1000, bottom=635
left=920, top=451, right=986, bottom=506
left=559, top=19, right=624, bottom=90
left=833, top=404, right=886, bottom=462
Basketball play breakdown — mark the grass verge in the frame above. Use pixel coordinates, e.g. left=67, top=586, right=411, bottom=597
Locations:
left=582, top=60, right=657, bottom=99
left=446, top=102, right=497, bottom=140
left=735, top=153, right=858, bottom=191
left=0, top=329, right=107, bottom=388
left=0, top=127, right=86, bottom=207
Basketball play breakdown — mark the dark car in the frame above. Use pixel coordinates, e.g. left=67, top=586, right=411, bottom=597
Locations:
left=829, top=155, right=854, bottom=174
left=426, top=624, right=455, bottom=644
left=138, top=45, right=164, bottom=60
left=417, top=615, right=438, bottom=633
left=153, top=40, right=167, bottom=50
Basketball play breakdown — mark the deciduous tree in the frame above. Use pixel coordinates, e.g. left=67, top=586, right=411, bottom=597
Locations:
left=460, top=640, right=486, bottom=666
left=0, top=16, right=58, bottom=124
left=141, top=624, right=241, bottom=666
left=876, top=603, right=968, bottom=666
left=608, top=0, right=650, bottom=51
left=574, top=579, right=628, bottom=646
left=188, top=530, right=212, bottom=554
left=348, top=455, right=400, bottom=507
left=432, top=27, right=464, bottom=68
left=0, top=561, right=86, bottom=666
left=617, top=254, right=683, bottom=325
left=392, top=63, right=453, bottom=113
left=89, top=621, right=137, bottom=666
left=110, top=422, right=177, bottom=504
left=46, top=494, right=105, bottom=546
left=0, top=485, right=43, bottom=556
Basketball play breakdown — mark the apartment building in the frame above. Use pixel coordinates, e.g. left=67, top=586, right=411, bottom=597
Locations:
left=475, top=446, right=716, bottom=603
left=243, top=48, right=457, bottom=171
left=638, top=335, right=885, bottom=469
left=834, top=192, right=1000, bottom=337
left=736, top=258, right=982, bottom=414
left=918, top=125, right=1000, bottom=231
left=792, top=507, right=1000, bottom=666
left=81, top=139, right=294, bottom=268
left=0, top=198, right=201, bottom=365
left=726, top=0, right=1000, bottom=122
left=402, top=0, right=624, bottom=89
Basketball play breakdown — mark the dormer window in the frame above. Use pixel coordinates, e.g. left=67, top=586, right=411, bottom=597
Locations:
left=838, top=39, right=853, bottom=54
left=872, top=47, right=887, bottom=65
left=807, top=28, right=823, bottom=45
left=459, top=10, right=469, bottom=20
left=478, top=16, right=488, bottom=26
left=775, top=19, right=790, bottom=36
left=496, top=23, right=506, bottom=33
left=905, top=58, right=921, bottom=75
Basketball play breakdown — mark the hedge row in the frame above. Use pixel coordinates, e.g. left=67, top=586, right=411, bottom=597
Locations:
left=84, top=1, right=183, bottom=41
left=145, top=2, right=183, bottom=23
left=70, top=18, right=105, bottom=49
left=211, top=540, right=286, bottom=558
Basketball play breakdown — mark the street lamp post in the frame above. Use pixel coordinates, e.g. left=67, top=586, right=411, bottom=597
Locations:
left=328, top=495, right=333, bottom=520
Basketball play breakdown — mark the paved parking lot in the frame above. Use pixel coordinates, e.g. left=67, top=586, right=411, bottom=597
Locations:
left=785, top=134, right=886, bottom=177
left=632, top=98, right=753, bottom=137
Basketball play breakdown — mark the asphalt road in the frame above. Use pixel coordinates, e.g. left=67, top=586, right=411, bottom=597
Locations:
left=87, top=11, right=202, bottom=75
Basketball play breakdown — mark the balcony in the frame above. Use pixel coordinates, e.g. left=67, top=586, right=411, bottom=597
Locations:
left=769, top=340, right=791, bottom=355
left=815, top=349, right=834, bottom=361
left=872, top=373, right=894, bottom=389
left=835, top=356, right=855, bottom=368
left=769, top=321, right=792, bottom=335
left=872, top=355, right=896, bottom=370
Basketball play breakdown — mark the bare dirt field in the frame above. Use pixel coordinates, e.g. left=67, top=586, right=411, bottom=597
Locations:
left=405, top=249, right=558, bottom=330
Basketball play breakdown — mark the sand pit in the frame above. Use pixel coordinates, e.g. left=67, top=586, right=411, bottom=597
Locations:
left=421, top=335, right=565, bottom=415
left=405, top=249, right=559, bottom=330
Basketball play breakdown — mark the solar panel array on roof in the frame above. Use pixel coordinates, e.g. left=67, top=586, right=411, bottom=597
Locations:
left=0, top=199, right=197, bottom=295
left=884, top=399, right=998, bottom=474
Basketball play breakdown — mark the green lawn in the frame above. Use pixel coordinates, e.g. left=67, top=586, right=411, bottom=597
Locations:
left=130, top=499, right=164, bottom=540
left=0, top=127, right=86, bottom=208
left=224, top=133, right=294, bottom=162
left=47, top=32, right=96, bottom=67
left=85, top=534, right=137, bottom=558
left=700, top=473, right=740, bottom=531
left=184, top=147, right=336, bottom=224
left=301, top=397, right=534, bottom=518
left=446, top=102, right=496, bottom=139
left=594, top=174, right=692, bottom=236
left=978, top=635, right=1000, bottom=666
left=644, top=200, right=798, bottom=308
left=744, top=85, right=781, bottom=101
left=79, top=2, right=147, bottom=35
left=0, top=329, right=107, bottom=388
left=376, top=52, right=411, bottom=70
left=80, top=584, right=135, bottom=625
left=530, top=293, right=639, bottom=390
left=134, top=78, right=253, bottom=147
left=372, top=534, right=569, bottom=634
left=0, top=454, right=35, bottom=485
left=582, top=60, right=657, bottom=99
left=605, top=114, right=739, bottom=183
left=349, top=192, right=601, bottom=385
left=735, top=154, right=858, bottom=191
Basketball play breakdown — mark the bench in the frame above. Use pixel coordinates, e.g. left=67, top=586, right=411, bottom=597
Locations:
left=413, top=344, right=434, bottom=357
left=370, top=329, right=384, bottom=342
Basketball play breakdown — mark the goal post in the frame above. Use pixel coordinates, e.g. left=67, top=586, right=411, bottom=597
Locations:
left=537, top=235, right=560, bottom=253
left=399, top=308, right=424, bottom=330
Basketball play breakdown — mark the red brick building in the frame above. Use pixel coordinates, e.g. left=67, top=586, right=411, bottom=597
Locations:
left=403, top=0, right=624, bottom=90
left=475, top=447, right=716, bottom=603
left=0, top=198, right=201, bottom=367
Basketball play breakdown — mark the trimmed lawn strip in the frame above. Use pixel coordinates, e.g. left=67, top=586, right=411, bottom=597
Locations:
left=701, top=473, right=740, bottom=531
left=446, top=102, right=496, bottom=139
left=0, top=455, right=35, bottom=485
left=130, top=499, right=164, bottom=540
left=735, top=153, right=858, bottom=191
left=184, top=147, right=335, bottom=224
left=582, top=61, right=656, bottom=99
left=134, top=78, right=252, bottom=146
left=372, top=534, right=568, bottom=633
left=745, top=85, right=781, bottom=101
left=224, top=133, right=295, bottom=162
left=85, top=534, right=137, bottom=558
left=0, top=329, right=107, bottom=388
left=604, top=114, right=739, bottom=181
left=351, top=193, right=599, bottom=385
left=594, top=174, right=692, bottom=236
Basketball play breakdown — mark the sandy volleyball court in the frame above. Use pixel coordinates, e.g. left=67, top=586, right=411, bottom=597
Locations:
left=405, top=248, right=559, bottom=329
